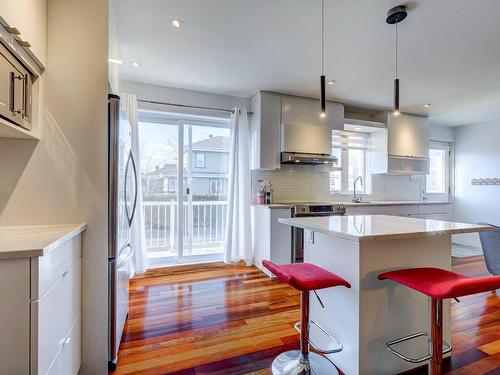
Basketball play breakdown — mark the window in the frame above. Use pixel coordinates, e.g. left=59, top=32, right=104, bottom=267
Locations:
left=209, top=179, right=223, bottom=194
left=163, top=178, right=176, bottom=193
left=426, top=141, right=451, bottom=195
left=195, top=152, right=206, bottom=168
left=329, top=131, right=369, bottom=194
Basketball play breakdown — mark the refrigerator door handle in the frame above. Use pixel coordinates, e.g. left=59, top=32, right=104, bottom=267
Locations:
left=129, top=152, right=138, bottom=227
left=124, top=152, right=138, bottom=227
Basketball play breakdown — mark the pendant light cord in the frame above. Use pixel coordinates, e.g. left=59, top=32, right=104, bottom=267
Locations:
left=321, top=0, right=325, bottom=75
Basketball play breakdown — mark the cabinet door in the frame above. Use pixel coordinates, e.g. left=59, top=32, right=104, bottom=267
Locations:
left=19, top=0, right=47, bottom=65
left=387, top=113, right=429, bottom=158
left=250, top=92, right=281, bottom=170
left=0, top=0, right=20, bottom=30
left=0, top=258, right=30, bottom=375
left=282, top=95, right=343, bottom=129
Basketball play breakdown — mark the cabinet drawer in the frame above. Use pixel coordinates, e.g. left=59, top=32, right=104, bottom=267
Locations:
left=31, top=234, right=81, bottom=300
left=418, top=204, right=450, bottom=215
left=46, top=315, right=81, bottom=375
left=346, top=205, right=399, bottom=215
left=31, top=258, right=81, bottom=375
left=399, top=205, right=418, bottom=215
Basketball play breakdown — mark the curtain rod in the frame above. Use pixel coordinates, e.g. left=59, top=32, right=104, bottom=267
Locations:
left=137, top=99, right=253, bottom=116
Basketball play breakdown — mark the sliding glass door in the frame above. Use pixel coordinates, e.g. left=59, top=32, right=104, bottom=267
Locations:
left=139, top=113, right=230, bottom=267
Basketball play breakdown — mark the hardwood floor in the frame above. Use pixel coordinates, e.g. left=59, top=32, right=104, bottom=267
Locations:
left=111, top=257, right=500, bottom=375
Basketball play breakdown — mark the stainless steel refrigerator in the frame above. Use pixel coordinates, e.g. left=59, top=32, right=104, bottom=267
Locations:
left=108, top=94, right=137, bottom=370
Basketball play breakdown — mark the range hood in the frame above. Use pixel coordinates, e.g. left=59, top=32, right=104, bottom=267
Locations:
left=281, top=152, right=338, bottom=165
left=280, top=123, right=334, bottom=165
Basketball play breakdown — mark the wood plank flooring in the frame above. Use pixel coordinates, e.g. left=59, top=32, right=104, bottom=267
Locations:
left=111, top=257, right=500, bottom=375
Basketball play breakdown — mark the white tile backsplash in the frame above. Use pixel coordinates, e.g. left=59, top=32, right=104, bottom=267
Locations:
left=252, top=167, right=424, bottom=203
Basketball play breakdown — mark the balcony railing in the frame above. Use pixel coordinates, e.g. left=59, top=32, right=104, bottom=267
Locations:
left=142, top=200, right=228, bottom=258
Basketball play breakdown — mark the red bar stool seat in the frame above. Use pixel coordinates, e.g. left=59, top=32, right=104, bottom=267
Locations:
left=263, top=260, right=351, bottom=375
left=378, top=267, right=500, bottom=375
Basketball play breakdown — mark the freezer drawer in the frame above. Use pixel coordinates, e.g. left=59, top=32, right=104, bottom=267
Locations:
left=108, top=244, right=132, bottom=369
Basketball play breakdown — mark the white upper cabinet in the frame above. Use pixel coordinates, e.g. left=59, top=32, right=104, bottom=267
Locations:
left=0, top=1, right=19, bottom=32
left=250, top=92, right=282, bottom=170
left=281, top=95, right=344, bottom=130
left=19, top=0, right=47, bottom=66
left=0, top=0, right=47, bottom=66
left=386, top=112, right=429, bottom=158
left=250, top=92, right=344, bottom=170
left=371, top=111, right=430, bottom=175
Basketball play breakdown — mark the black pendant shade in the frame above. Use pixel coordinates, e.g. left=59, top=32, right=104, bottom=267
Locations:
left=387, top=5, right=407, bottom=116
left=394, top=78, right=400, bottom=114
left=320, top=75, right=326, bottom=118
left=319, top=0, right=326, bottom=118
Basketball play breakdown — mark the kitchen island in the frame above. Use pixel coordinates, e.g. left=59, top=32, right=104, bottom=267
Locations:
left=277, top=215, right=490, bottom=375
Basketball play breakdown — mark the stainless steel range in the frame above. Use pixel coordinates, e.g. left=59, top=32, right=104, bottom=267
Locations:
left=291, top=203, right=346, bottom=262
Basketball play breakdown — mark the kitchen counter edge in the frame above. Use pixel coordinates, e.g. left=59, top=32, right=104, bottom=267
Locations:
left=0, top=223, right=87, bottom=260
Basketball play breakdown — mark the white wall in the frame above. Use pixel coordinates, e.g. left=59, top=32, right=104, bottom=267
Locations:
left=120, top=79, right=250, bottom=116
left=108, top=0, right=121, bottom=93
left=453, top=119, right=500, bottom=248
left=0, top=0, right=109, bottom=373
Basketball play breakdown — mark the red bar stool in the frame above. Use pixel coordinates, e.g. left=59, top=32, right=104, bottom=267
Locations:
left=378, top=267, right=500, bottom=375
left=263, top=260, right=351, bottom=375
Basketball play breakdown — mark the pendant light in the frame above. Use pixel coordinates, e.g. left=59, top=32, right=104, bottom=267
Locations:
left=386, top=5, right=407, bottom=116
left=319, top=0, right=326, bottom=118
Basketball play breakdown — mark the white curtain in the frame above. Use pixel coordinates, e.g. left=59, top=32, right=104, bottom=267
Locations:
left=121, top=92, right=149, bottom=275
left=224, top=108, right=253, bottom=264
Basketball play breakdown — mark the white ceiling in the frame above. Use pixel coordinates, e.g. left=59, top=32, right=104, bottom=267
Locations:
left=114, top=0, right=500, bottom=126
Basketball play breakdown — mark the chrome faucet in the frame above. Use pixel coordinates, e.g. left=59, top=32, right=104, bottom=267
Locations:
left=352, top=176, right=363, bottom=203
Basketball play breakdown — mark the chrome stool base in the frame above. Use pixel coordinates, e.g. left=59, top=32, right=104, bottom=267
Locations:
left=271, top=350, right=339, bottom=375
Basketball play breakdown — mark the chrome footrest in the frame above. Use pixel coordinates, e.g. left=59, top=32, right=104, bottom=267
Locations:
left=294, top=320, right=343, bottom=354
left=386, top=332, right=452, bottom=364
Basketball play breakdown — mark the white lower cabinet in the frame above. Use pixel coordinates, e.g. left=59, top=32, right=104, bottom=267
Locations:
left=0, top=228, right=82, bottom=375
left=47, top=315, right=81, bottom=375
left=31, top=259, right=81, bottom=375
left=252, top=206, right=292, bottom=277
left=346, top=203, right=452, bottom=221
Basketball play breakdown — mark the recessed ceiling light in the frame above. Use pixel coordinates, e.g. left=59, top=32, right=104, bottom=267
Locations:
left=108, top=58, right=123, bottom=65
left=171, top=18, right=184, bottom=28
left=132, top=62, right=141, bottom=68
left=424, top=103, right=432, bottom=107
left=328, top=80, right=335, bottom=85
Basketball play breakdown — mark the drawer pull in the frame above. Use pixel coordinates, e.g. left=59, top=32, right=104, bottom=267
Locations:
left=63, top=337, right=71, bottom=345
left=5, top=26, right=20, bottom=35
left=61, top=270, right=69, bottom=277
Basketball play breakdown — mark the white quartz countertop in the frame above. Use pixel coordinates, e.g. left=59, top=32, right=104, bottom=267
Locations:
left=0, top=223, right=87, bottom=259
left=254, top=200, right=451, bottom=209
left=278, top=215, right=490, bottom=242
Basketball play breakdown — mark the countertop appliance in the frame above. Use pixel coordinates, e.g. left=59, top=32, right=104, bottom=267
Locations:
left=290, top=203, right=346, bottom=262
left=108, top=94, right=138, bottom=370
left=0, top=41, right=32, bottom=130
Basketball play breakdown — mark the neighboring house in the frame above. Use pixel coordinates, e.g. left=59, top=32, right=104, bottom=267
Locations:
left=142, top=135, right=229, bottom=199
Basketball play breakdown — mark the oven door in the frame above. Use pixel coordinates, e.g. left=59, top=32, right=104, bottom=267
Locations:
left=292, top=226, right=304, bottom=262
